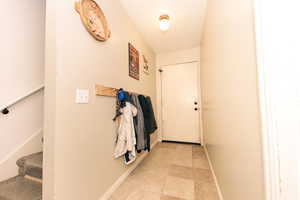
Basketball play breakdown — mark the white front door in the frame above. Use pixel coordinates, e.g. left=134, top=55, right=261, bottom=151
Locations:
left=161, top=62, right=200, bottom=143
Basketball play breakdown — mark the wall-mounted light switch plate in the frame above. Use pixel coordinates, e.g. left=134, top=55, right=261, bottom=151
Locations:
left=76, top=89, right=89, bottom=104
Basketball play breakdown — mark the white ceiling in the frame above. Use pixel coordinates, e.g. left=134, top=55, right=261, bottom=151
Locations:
left=120, top=0, right=207, bottom=54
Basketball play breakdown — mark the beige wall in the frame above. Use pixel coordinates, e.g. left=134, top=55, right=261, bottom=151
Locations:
left=44, top=0, right=157, bottom=199
left=0, top=0, right=45, bottom=106
left=200, top=0, right=265, bottom=199
left=156, top=47, right=200, bottom=67
left=0, top=0, right=45, bottom=181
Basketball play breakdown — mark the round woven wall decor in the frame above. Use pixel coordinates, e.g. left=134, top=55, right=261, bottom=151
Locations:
left=75, top=0, right=111, bottom=41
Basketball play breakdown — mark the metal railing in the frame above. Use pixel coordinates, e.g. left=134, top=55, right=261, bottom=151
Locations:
left=1, top=85, right=44, bottom=115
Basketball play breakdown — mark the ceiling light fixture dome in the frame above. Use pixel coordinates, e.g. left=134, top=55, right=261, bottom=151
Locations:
left=159, top=14, right=170, bottom=31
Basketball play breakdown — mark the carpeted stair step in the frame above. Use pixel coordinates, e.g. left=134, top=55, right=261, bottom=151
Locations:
left=0, top=176, right=42, bottom=200
left=16, top=152, right=43, bottom=180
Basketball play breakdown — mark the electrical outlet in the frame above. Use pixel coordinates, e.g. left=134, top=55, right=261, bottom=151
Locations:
left=76, top=89, right=89, bottom=104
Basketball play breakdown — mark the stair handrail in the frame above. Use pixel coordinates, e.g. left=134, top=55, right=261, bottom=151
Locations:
left=1, top=84, right=45, bottom=115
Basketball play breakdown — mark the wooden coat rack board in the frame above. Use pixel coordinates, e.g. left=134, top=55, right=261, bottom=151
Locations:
left=95, top=84, right=147, bottom=97
left=95, top=85, right=118, bottom=97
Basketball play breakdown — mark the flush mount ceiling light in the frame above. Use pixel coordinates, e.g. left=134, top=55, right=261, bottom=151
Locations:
left=159, top=14, right=170, bottom=31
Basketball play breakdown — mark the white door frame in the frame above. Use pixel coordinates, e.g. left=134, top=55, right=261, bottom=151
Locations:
left=254, top=1, right=281, bottom=199
left=156, top=61, right=204, bottom=145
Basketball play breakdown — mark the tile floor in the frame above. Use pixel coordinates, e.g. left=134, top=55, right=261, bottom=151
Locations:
left=110, top=142, right=219, bottom=200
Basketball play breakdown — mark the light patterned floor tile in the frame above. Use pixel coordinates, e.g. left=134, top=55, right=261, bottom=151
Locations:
left=110, top=189, right=161, bottom=200
left=168, top=165, right=194, bottom=180
left=160, top=194, right=186, bottom=200
left=172, top=149, right=193, bottom=168
left=110, top=142, right=219, bottom=200
left=127, top=169, right=167, bottom=193
left=163, top=176, right=195, bottom=200
left=192, top=146, right=206, bottom=159
left=194, top=181, right=219, bottom=200
left=193, top=169, right=214, bottom=184
left=110, top=178, right=143, bottom=200
left=127, top=190, right=161, bottom=200
left=157, top=142, right=178, bottom=149
left=192, top=158, right=210, bottom=170
left=176, top=144, right=193, bottom=152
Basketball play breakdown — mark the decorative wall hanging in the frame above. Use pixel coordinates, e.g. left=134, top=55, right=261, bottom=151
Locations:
left=75, top=0, right=111, bottom=41
left=142, top=55, right=150, bottom=75
left=128, top=43, right=140, bottom=80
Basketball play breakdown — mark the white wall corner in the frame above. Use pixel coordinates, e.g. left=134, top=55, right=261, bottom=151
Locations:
left=253, top=0, right=281, bottom=199
left=204, top=145, right=224, bottom=200
left=156, top=67, right=163, bottom=142
left=99, top=140, right=159, bottom=200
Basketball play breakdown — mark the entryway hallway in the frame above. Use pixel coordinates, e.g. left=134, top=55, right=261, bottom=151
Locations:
left=5, top=0, right=298, bottom=199
left=109, top=142, right=219, bottom=200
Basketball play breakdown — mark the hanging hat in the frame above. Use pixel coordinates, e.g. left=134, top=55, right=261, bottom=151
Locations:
left=117, top=88, right=126, bottom=101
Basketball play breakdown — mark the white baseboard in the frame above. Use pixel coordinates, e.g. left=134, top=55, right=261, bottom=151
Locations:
left=204, top=145, right=224, bottom=200
left=99, top=140, right=159, bottom=200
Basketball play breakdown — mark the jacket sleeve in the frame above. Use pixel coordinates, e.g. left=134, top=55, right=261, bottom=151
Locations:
left=130, top=103, right=138, bottom=117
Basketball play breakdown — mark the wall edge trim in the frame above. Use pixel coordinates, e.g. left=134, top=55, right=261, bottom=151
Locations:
left=204, top=145, right=224, bottom=200
left=253, top=0, right=281, bottom=199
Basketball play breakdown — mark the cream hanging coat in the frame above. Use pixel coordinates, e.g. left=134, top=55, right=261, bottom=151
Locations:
left=114, top=102, right=137, bottom=165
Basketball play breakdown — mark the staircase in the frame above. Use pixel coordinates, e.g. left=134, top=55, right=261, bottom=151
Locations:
left=0, top=152, right=43, bottom=200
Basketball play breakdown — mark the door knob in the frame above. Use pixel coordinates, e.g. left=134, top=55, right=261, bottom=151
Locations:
left=194, top=102, right=198, bottom=105
left=194, top=108, right=198, bottom=111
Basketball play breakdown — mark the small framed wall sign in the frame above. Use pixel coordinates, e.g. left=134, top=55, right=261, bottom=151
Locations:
left=128, top=43, right=140, bottom=80
left=142, top=55, right=150, bottom=75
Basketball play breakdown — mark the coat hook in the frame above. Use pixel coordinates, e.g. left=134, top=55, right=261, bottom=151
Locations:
left=2, top=108, right=9, bottom=115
